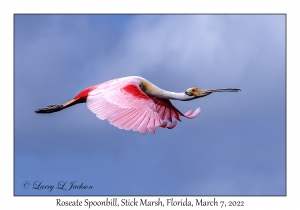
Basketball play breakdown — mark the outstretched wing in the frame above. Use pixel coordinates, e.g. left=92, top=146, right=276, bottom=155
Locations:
left=151, top=97, right=201, bottom=129
left=151, top=96, right=201, bottom=122
left=86, top=77, right=200, bottom=134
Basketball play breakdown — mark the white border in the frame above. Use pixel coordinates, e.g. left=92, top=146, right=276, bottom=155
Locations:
left=2, top=0, right=296, bottom=209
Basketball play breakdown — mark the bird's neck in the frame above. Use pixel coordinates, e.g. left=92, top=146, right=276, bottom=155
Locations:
left=140, top=79, right=191, bottom=101
left=157, top=90, right=192, bottom=101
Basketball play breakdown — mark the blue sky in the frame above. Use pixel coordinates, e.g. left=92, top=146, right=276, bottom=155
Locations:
left=14, top=14, right=285, bottom=195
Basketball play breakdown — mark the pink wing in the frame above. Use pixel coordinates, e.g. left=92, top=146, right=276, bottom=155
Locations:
left=86, top=77, right=200, bottom=134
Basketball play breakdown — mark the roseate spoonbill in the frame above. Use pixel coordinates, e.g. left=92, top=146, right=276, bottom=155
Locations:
left=35, top=76, right=240, bottom=134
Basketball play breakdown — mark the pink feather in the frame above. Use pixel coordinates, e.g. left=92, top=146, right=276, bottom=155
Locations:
left=86, top=77, right=200, bottom=134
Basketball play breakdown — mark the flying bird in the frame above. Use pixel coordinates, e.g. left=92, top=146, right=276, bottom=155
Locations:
left=35, top=76, right=240, bottom=134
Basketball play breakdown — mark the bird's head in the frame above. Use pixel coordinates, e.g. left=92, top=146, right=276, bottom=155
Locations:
left=185, top=87, right=212, bottom=98
left=185, top=87, right=241, bottom=99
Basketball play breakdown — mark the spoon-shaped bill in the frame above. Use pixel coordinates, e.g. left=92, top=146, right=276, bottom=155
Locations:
left=208, top=88, right=241, bottom=92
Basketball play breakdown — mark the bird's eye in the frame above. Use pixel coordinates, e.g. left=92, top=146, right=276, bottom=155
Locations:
left=185, top=91, right=193, bottom=96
